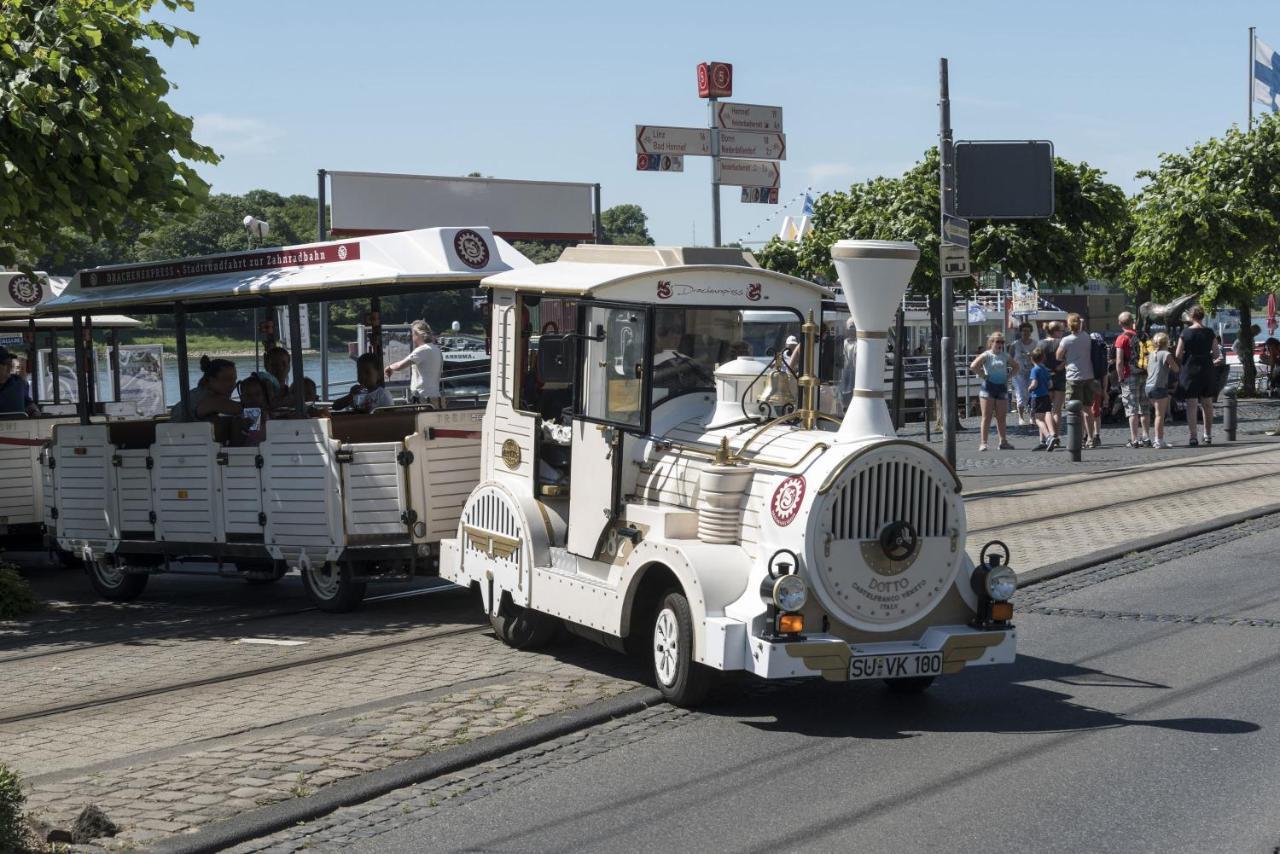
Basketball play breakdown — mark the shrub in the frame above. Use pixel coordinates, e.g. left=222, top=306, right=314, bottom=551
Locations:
left=0, top=564, right=37, bottom=619
left=0, top=763, right=26, bottom=853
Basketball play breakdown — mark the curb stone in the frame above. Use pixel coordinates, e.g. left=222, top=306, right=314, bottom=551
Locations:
left=147, top=686, right=663, bottom=854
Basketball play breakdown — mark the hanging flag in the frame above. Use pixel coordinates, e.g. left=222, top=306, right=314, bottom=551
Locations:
left=1255, top=37, right=1280, bottom=112
left=1267, top=292, right=1277, bottom=335
left=802, top=194, right=814, bottom=216
left=967, top=301, right=987, bottom=324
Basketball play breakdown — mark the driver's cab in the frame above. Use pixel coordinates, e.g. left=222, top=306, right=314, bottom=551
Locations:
left=480, top=245, right=830, bottom=561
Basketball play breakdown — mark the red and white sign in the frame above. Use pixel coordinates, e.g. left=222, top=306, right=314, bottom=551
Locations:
left=716, top=102, right=783, bottom=132
left=83, top=243, right=363, bottom=289
left=697, top=62, right=733, bottom=98
left=635, top=126, right=711, bottom=157
left=453, top=229, right=491, bottom=269
left=7, top=275, right=43, bottom=307
left=770, top=475, right=806, bottom=527
left=716, top=158, right=780, bottom=188
left=718, top=130, right=786, bottom=161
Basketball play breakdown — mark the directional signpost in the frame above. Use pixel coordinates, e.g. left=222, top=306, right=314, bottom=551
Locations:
left=942, top=213, right=970, bottom=248
left=632, top=63, right=786, bottom=245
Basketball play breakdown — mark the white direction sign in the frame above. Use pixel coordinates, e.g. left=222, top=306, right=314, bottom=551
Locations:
left=635, top=125, right=711, bottom=157
left=715, top=102, right=783, bottom=132
left=716, top=158, right=780, bottom=188
left=718, top=130, right=786, bottom=161
left=941, top=244, right=970, bottom=277
left=942, top=214, right=970, bottom=248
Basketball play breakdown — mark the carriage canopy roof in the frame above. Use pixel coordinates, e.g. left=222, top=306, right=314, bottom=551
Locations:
left=35, top=227, right=531, bottom=317
left=0, top=273, right=139, bottom=328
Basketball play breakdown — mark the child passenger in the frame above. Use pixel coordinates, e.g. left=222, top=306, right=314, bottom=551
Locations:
left=334, top=353, right=394, bottom=413
left=237, top=374, right=269, bottom=446
left=1028, top=348, right=1059, bottom=451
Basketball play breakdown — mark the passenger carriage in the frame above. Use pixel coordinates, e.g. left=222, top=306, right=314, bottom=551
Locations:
left=0, top=272, right=141, bottom=537
left=35, top=227, right=531, bottom=609
left=442, top=240, right=1017, bottom=705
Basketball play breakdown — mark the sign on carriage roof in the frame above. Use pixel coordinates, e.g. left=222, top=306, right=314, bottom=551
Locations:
left=83, top=242, right=363, bottom=289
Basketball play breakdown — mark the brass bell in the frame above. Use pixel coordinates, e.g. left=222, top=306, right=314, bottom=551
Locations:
left=760, top=358, right=796, bottom=410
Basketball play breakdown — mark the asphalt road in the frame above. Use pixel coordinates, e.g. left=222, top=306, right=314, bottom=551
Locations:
left=256, top=516, right=1280, bottom=854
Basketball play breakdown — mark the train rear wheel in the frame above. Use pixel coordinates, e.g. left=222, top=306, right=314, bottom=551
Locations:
left=302, top=562, right=366, bottom=612
left=489, top=602, right=559, bottom=650
left=87, top=557, right=149, bottom=602
left=651, top=590, right=715, bottom=707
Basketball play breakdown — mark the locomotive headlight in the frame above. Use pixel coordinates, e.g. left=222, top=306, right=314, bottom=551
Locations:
left=762, top=574, right=808, bottom=612
left=984, top=566, right=1017, bottom=602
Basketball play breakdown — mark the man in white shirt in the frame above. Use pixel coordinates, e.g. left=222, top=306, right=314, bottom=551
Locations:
left=385, top=320, right=444, bottom=407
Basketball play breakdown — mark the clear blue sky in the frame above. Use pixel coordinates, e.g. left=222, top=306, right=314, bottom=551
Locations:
left=155, top=0, right=1276, bottom=246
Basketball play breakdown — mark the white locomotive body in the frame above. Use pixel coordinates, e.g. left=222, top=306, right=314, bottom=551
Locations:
left=442, top=240, right=1016, bottom=705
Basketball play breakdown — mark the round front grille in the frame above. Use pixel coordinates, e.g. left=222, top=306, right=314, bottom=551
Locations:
left=809, top=445, right=964, bottom=631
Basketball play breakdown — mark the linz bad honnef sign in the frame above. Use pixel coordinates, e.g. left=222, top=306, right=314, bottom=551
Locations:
left=954, top=141, right=1055, bottom=220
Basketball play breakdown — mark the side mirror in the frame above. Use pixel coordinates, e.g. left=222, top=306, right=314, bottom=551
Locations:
left=538, top=334, right=576, bottom=385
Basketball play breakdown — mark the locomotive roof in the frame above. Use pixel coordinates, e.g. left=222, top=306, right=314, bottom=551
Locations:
left=35, top=227, right=532, bottom=317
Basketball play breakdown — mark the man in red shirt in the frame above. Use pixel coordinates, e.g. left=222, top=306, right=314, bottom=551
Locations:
left=1115, top=312, right=1151, bottom=448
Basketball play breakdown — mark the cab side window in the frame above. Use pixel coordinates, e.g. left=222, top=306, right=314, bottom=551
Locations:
left=580, top=305, right=647, bottom=430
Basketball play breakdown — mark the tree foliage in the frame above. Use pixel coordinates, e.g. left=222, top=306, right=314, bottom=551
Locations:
left=600, top=203, right=654, bottom=246
left=0, top=0, right=218, bottom=267
left=757, top=147, right=1129, bottom=297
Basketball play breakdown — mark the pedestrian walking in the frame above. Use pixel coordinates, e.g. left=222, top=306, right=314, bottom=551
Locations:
left=1027, top=347, right=1058, bottom=450
left=1145, top=332, right=1179, bottom=448
left=1056, top=314, right=1100, bottom=448
left=969, top=331, right=1018, bottom=451
left=1088, top=331, right=1108, bottom=446
left=1115, top=312, right=1152, bottom=448
left=1008, top=322, right=1037, bottom=426
left=1173, top=305, right=1219, bottom=446
left=1038, top=321, right=1067, bottom=436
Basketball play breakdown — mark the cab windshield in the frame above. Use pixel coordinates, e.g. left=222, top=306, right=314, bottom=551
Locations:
left=651, top=306, right=801, bottom=406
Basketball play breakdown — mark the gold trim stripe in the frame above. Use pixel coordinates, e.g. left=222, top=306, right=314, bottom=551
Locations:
left=463, top=525, right=521, bottom=561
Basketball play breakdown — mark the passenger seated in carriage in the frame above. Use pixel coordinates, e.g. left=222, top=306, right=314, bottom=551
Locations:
left=0, top=348, right=39, bottom=416
left=235, top=374, right=269, bottom=446
left=333, top=353, right=394, bottom=414
left=254, top=346, right=292, bottom=407
left=170, top=356, right=244, bottom=424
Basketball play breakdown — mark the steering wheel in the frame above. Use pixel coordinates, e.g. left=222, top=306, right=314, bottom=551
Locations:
left=542, top=321, right=559, bottom=334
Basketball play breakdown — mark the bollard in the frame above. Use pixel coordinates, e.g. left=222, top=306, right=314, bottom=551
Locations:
left=1225, top=389, right=1238, bottom=442
left=1065, top=400, right=1083, bottom=462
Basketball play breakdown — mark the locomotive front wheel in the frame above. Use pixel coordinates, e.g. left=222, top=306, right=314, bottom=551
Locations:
left=651, top=590, right=716, bottom=707
left=883, top=676, right=935, bottom=695
left=87, top=557, right=149, bottom=602
left=302, top=562, right=366, bottom=613
left=489, top=602, right=559, bottom=650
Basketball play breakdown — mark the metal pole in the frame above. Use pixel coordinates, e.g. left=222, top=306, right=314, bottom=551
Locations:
left=709, top=97, right=721, bottom=247
left=939, top=57, right=957, bottom=468
left=1225, top=389, right=1238, bottom=441
left=49, top=328, right=59, bottom=405
left=1250, top=26, right=1256, bottom=130
left=317, top=168, right=329, bottom=400
left=891, top=307, right=907, bottom=429
left=83, top=316, right=96, bottom=414
left=1065, top=399, right=1083, bottom=462
left=71, top=316, right=89, bottom=425
left=175, top=304, right=190, bottom=417
left=287, top=294, right=306, bottom=415
left=108, top=328, right=121, bottom=402
left=593, top=183, right=604, bottom=243
left=26, top=318, right=38, bottom=401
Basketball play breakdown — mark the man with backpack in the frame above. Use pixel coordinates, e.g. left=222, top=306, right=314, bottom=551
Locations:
left=1115, top=312, right=1152, bottom=448
left=1056, top=313, right=1101, bottom=448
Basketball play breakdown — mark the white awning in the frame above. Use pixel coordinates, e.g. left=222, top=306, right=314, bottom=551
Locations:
left=0, top=274, right=140, bottom=327
left=35, top=227, right=532, bottom=316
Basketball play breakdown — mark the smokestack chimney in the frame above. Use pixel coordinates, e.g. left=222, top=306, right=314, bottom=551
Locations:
left=830, top=240, right=921, bottom=438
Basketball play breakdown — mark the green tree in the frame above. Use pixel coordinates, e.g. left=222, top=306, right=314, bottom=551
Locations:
left=0, top=0, right=218, bottom=267
left=601, top=203, right=654, bottom=246
left=1128, top=114, right=1280, bottom=394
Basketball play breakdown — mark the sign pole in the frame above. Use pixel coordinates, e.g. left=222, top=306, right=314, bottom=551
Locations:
left=317, top=168, right=329, bottom=400
left=938, top=57, right=957, bottom=469
left=1249, top=26, right=1257, bottom=130
left=709, top=97, right=721, bottom=247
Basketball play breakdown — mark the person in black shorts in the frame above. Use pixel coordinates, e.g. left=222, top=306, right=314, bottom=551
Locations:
left=1174, top=304, right=1220, bottom=446
left=1038, top=321, right=1067, bottom=436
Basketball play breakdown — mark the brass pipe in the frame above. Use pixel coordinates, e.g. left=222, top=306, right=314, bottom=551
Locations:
left=646, top=433, right=830, bottom=471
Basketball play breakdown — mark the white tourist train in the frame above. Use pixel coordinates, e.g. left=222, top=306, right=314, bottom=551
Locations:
left=441, top=240, right=1017, bottom=705
left=0, top=272, right=141, bottom=536
left=35, top=227, right=531, bottom=609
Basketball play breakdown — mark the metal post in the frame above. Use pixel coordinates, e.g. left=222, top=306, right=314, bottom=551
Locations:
left=49, top=329, right=59, bottom=405
left=593, top=183, right=604, bottom=243
left=175, top=304, right=190, bottom=418
left=1250, top=27, right=1257, bottom=130
left=287, top=295, right=306, bottom=415
left=1225, top=389, right=1238, bottom=441
left=709, top=97, right=721, bottom=247
left=83, top=316, right=96, bottom=414
left=1065, top=399, right=1083, bottom=462
left=70, top=316, right=89, bottom=425
left=318, top=168, right=329, bottom=401
left=26, top=318, right=38, bottom=401
left=369, top=296, right=382, bottom=360
left=891, top=307, right=907, bottom=429
left=108, top=328, right=121, bottom=402
left=939, top=57, right=957, bottom=468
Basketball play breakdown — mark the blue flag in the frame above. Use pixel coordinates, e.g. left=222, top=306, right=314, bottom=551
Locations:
left=802, top=194, right=814, bottom=216
left=1255, top=37, right=1279, bottom=112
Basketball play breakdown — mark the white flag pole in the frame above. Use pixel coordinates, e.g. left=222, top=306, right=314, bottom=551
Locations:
left=1250, top=26, right=1256, bottom=130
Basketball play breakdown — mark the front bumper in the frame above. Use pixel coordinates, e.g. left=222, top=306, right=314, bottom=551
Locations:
left=744, top=624, right=1017, bottom=681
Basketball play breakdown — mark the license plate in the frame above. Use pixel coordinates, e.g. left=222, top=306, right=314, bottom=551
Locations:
left=848, top=651, right=943, bottom=681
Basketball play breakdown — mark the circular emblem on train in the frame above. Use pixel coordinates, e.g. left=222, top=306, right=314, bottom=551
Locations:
left=7, top=275, right=42, bottom=307
left=501, top=439, right=522, bottom=470
left=453, top=229, right=490, bottom=269
left=337, top=245, right=348, bottom=260
left=770, top=475, right=806, bottom=527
